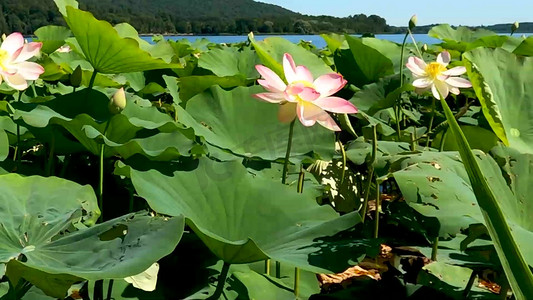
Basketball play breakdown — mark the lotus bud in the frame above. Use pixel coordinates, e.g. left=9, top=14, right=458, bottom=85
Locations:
left=409, top=15, right=417, bottom=31
left=511, top=21, right=520, bottom=35
left=70, top=66, right=82, bottom=88
left=422, top=44, right=428, bottom=53
left=109, top=87, right=126, bottom=114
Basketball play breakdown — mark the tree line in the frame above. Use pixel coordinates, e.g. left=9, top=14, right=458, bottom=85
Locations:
left=0, top=0, right=399, bottom=35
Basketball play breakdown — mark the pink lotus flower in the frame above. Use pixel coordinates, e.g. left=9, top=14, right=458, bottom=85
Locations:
left=406, top=51, right=472, bottom=99
left=253, top=53, right=357, bottom=131
left=0, top=32, right=44, bottom=90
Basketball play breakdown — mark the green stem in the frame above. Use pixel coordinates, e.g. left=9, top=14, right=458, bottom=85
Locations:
left=265, top=260, right=271, bottom=276
left=294, top=267, right=300, bottom=298
left=439, top=92, right=533, bottom=298
left=106, top=280, right=114, bottom=300
left=426, top=97, right=436, bottom=148
left=276, top=119, right=296, bottom=279
left=207, top=262, right=231, bottom=300
left=431, top=236, right=439, bottom=261
left=294, top=165, right=305, bottom=297
left=439, top=129, right=448, bottom=152
left=45, top=134, right=55, bottom=177
left=338, top=138, right=347, bottom=185
left=463, top=270, right=477, bottom=298
left=395, top=32, right=410, bottom=141
left=410, top=131, right=417, bottom=151
left=361, top=125, right=378, bottom=223
left=281, top=119, right=296, bottom=185
left=98, top=122, right=111, bottom=222
left=128, top=187, right=135, bottom=213
left=373, top=177, right=380, bottom=239
left=94, top=280, right=104, bottom=300
left=409, top=30, right=423, bottom=58
left=59, top=154, right=71, bottom=178
left=297, top=165, right=305, bottom=194
left=15, top=92, right=22, bottom=169
left=88, top=71, right=98, bottom=90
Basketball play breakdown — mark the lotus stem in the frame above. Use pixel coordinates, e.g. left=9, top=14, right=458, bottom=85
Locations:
left=294, top=267, right=301, bottom=298
left=431, top=236, right=439, bottom=261
left=15, top=92, right=22, bottom=169
left=426, top=97, right=437, bottom=148
left=294, top=165, right=305, bottom=297
left=98, top=122, right=111, bottom=222
left=439, top=129, right=448, bottom=152
left=281, top=119, right=296, bottom=185
left=361, top=125, right=378, bottom=223
left=373, top=177, right=380, bottom=239
left=106, top=279, right=114, bottom=300
left=45, top=134, right=55, bottom=177
left=338, top=138, right=347, bottom=185
left=276, top=119, right=296, bottom=279
left=94, top=280, right=104, bottom=300
left=88, top=71, right=98, bottom=90
left=463, top=270, right=477, bottom=298
left=265, top=260, right=271, bottom=275
left=207, top=262, right=231, bottom=300
left=395, top=31, right=410, bottom=141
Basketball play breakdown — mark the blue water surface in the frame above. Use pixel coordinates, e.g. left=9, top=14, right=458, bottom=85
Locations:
left=141, top=34, right=442, bottom=48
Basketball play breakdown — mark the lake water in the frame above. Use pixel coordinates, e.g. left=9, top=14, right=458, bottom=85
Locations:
left=140, top=33, right=533, bottom=49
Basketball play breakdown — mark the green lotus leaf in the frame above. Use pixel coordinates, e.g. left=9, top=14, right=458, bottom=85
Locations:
left=14, top=90, right=193, bottom=158
left=350, top=74, right=413, bottom=115
left=61, top=5, right=180, bottom=74
left=250, top=36, right=333, bottom=80
left=433, top=125, right=499, bottom=153
left=83, top=126, right=195, bottom=160
left=114, top=23, right=176, bottom=63
left=34, top=25, right=72, bottom=54
left=181, top=85, right=335, bottom=161
left=0, top=129, right=7, bottom=161
left=198, top=47, right=259, bottom=79
left=361, top=37, right=405, bottom=72
left=391, top=151, right=484, bottom=237
left=335, top=35, right=394, bottom=87
left=0, top=173, right=183, bottom=298
left=129, top=158, right=360, bottom=273
left=418, top=262, right=500, bottom=299
left=513, top=36, right=533, bottom=56
left=464, top=48, right=533, bottom=153
left=178, top=75, right=248, bottom=102
left=429, top=24, right=496, bottom=43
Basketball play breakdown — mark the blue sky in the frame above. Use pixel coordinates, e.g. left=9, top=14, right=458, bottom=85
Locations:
left=259, top=0, right=533, bottom=26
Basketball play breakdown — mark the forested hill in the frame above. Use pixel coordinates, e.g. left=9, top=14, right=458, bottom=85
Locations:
left=0, top=0, right=393, bottom=35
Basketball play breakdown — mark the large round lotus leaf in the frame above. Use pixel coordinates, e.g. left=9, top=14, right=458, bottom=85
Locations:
left=198, top=47, right=259, bottom=79
left=13, top=90, right=193, bottom=159
left=418, top=262, right=500, bottom=299
left=391, top=151, right=484, bottom=237
left=61, top=5, right=180, bottom=74
left=486, top=146, right=533, bottom=266
left=334, top=35, right=394, bottom=87
left=0, top=174, right=184, bottom=298
left=250, top=36, right=333, bottom=81
left=182, top=85, right=335, bottom=161
left=129, top=158, right=359, bottom=273
left=429, top=24, right=496, bottom=43
left=34, top=25, right=72, bottom=54
left=464, top=48, right=533, bottom=153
